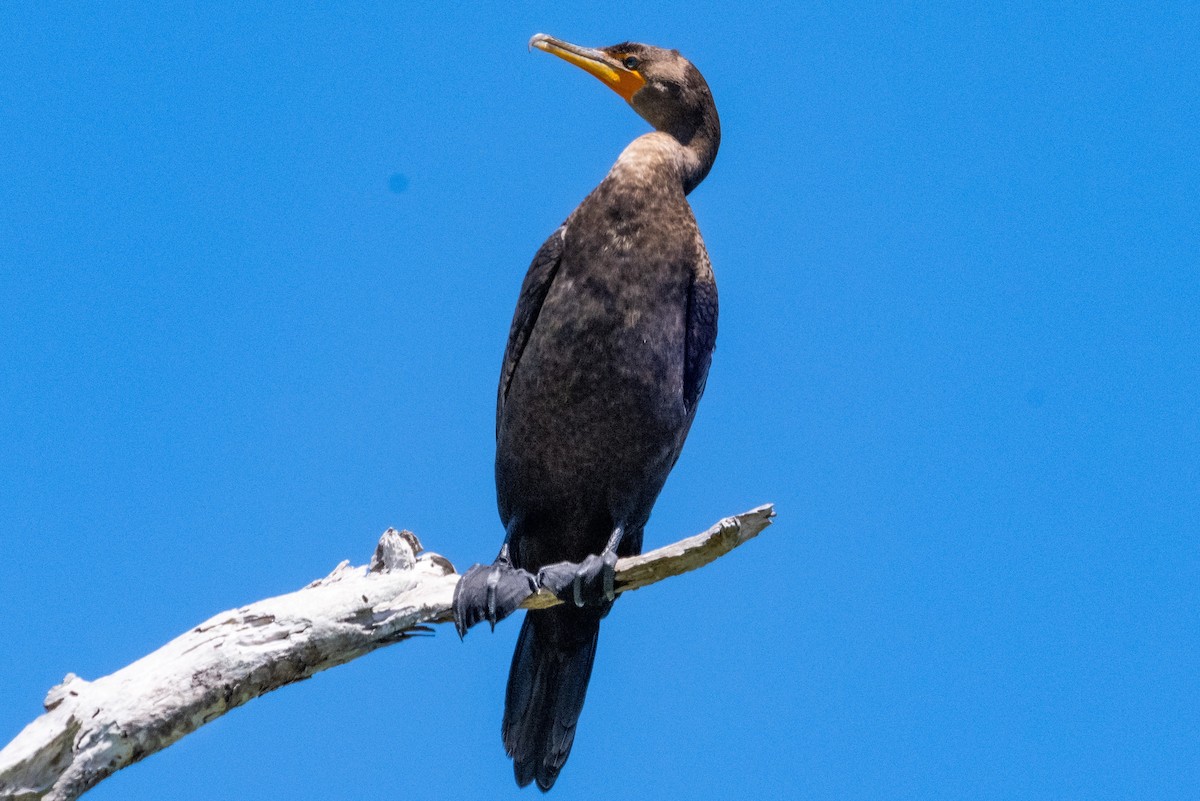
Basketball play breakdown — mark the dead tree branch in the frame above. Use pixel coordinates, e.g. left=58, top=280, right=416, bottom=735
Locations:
left=0, top=504, right=775, bottom=801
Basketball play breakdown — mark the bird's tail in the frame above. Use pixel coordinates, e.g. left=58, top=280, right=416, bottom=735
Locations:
left=503, top=604, right=603, bottom=791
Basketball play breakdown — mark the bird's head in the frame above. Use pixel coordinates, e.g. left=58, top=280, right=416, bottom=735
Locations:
left=529, top=33, right=719, bottom=151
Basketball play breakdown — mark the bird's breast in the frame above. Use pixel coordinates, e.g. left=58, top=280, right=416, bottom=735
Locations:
left=496, top=184, right=699, bottom=509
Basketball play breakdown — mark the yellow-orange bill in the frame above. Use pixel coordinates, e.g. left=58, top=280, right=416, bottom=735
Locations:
left=529, top=33, right=645, bottom=102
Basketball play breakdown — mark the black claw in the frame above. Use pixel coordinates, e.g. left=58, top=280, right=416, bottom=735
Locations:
left=486, top=565, right=501, bottom=629
left=452, top=563, right=483, bottom=638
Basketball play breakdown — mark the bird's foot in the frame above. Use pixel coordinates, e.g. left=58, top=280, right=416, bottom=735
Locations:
left=452, top=561, right=536, bottom=638
left=536, top=549, right=619, bottom=607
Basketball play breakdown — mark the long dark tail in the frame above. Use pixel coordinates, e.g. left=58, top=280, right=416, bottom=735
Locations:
left=502, top=604, right=603, bottom=791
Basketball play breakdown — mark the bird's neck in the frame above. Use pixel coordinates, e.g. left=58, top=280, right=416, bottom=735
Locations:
left=610, top=127, right=718, bottom=196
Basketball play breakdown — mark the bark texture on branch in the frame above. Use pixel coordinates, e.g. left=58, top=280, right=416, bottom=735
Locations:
left=0, top=504, right=774, bottom=801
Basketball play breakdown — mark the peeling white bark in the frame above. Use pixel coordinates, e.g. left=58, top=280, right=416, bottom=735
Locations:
left=0, top=505, right=774, bottom=801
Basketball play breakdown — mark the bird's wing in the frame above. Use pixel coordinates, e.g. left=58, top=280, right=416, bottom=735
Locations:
left=684, top=242, right=718, bottom=413
left=497, top=225, right=567, bottom=436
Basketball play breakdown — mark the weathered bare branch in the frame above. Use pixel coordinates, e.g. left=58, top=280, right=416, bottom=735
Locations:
left=0, top=504, right=774, bottom=801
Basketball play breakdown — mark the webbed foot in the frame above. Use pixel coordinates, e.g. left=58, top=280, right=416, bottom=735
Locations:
left=536, top=549, right=619, bottom=607
left=452, top=561, right=536, bottom=637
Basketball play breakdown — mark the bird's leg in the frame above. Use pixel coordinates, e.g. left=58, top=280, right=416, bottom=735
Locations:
left=537, top=523, right=625, bottom=607
left=598, top=523, right=623, bottom=602
left=452, top=519, right=537, bottom=638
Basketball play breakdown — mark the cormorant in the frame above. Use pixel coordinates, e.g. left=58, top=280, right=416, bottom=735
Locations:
left=453, top=33, right=720, bottom=791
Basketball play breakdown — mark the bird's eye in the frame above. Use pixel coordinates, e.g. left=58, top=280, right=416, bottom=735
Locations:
left=622, top=55, right=640, bottom=70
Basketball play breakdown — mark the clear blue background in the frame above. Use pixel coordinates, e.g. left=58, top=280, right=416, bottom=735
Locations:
left=2, top=2, right=1197, bottom=799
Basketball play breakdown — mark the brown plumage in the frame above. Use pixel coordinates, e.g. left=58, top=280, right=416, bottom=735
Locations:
left=453, top=34, right=721, bottom=791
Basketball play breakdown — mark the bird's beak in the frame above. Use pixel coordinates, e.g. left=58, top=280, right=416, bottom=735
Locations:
left=529, top=33, right=645, bottom=102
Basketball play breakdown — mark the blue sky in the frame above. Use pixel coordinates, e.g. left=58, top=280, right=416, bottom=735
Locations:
left=2, top=2, right=1197, bottom=799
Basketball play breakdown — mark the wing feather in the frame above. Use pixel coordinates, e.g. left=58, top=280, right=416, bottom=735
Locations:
left=497, top=226, right=566, bottom=435
left=684, top=241, right=718, bottom=412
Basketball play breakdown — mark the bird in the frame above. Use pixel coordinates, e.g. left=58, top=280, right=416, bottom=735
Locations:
left=452, top=33, right=720, bottom=791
